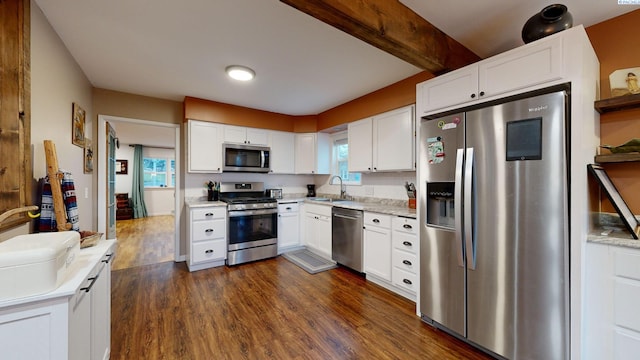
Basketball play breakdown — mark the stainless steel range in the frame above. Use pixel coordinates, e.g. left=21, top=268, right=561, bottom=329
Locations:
left=219, top=182, right=278, bottom=266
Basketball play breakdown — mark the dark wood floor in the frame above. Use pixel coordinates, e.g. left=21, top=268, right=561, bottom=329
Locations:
left=111, top=257, right=493, bottom=360
left=113, top=215, right=174, bottom=270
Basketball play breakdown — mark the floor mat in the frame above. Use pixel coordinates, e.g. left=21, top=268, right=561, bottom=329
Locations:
left=282, top=248, right=337, bottom=274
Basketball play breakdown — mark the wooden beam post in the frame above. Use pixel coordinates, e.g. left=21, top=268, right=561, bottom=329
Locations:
left=44, top=140, right=72, bottom=231
left=280, top=0, right=480, bottom=74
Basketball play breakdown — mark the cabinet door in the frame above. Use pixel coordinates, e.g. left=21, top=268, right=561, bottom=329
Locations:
left=316, top=215, right=332, bottom=259
left=188, top=120, right=222, bottom=173
left=417, top=65, right=479, bottom=114
left=364, top=225, right=392, bottom=281
left=373, top=106, right=415, bottom=171
left=69, top=280, right=92, bottom=360
left=303, top=213, right=318, bottom=250
left=223, top=125, right=247, bottom=144
left=269, top=131, right=295, bottom=174
left=246, top=128, right=269, bottom=145
left=479, top=35, right=562, bottom=99
left=91, top=257, right=111, bottom=360
left=278, top=212, right=300, bottom=251
left=348, top=118, right=373, bottom=172
left=295, top=133, right=317, bottom=174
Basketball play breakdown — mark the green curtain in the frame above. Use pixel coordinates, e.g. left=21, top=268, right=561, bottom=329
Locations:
left=131, top=145, right=148, bottom=218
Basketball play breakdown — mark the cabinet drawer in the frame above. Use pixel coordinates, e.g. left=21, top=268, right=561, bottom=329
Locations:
left=392, top=217, right=418, bottom=235
left=278, top=203, right=299, bottom=213
left=392, top=232, right=417, bottom=254
left=191, top=240, right=226, bottom=263
left=615, top=279, right=640, bottom=333
left=192, top=219, right=226, bottom=241
left=191, top=207, right=226, bottom=221
left=305, top=203, right=331, bottom=217
left=615, top=250, right=640, bottom=281
left=364, top=212, right=391, bottom=228
left=392, top=267, right=417, bottom=294
left=393, top=249, right=417, bottom=274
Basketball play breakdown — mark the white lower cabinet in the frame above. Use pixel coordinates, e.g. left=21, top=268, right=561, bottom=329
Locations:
left=187, top=205, right=227, bottom=271
left=303, top=203, right=332, bottom=259
left=363, top=212, right=392, bottom=281
left=585, top=242, right=640, bottom=360
left=278, top=201, right=301, bottom=253
left=363, top=213, right=418, bottom=301
left=0, top=241, right=115, bottom=360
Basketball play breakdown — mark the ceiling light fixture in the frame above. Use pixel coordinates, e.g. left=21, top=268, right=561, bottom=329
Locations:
left=226, top=65, right=255, bottom=81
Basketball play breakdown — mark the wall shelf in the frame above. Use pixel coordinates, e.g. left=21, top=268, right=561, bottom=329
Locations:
left=595, top=93, right=640, bottom=114
left=595, top=153, right=640, bottom=163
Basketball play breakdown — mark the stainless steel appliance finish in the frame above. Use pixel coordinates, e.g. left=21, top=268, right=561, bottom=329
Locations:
left=265, top=188, right=283, bottom=199
left=222, top=143, right=270, bottom=173
left=331, top=207, right=364, bottom=272
left=219, top=182, right=278, bottom=265
left=419, top=89, right=569, bottom=359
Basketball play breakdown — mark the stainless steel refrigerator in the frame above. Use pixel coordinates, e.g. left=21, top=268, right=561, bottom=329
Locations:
left=419, top=89, right=569, bottom=359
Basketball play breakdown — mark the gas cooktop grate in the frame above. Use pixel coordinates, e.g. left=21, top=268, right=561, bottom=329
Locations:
left=282, top=249, right=337, bottom=274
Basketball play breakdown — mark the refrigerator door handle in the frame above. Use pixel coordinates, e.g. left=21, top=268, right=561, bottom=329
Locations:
left=464, top=148, right=476, bottom=270
left=454, top=148, right=465, bottom=268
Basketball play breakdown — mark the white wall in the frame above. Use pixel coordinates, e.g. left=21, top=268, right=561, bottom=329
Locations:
left=30, top=2, right=94, bottom=231
left=114, top=144, right=175, bottom=216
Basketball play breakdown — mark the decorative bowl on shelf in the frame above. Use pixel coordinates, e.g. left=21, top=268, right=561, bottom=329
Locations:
left=601, top=138, right=640, bottom=154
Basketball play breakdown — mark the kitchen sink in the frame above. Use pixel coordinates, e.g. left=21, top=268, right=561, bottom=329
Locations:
left=309, top=197, right=350, bottom=203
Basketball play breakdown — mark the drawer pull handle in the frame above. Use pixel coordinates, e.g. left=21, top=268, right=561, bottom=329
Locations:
left=402, top=260, right=412, bottom=266
left=403, top=241, right=412, bottom=247
left=205, top=213, right=214, bottom=217
left=373, top=219, right=380, bottom=223
left=403, top=224, right=412, bottom=229
left=81, top=276, right=99, bottom=293
left=102, top=253, right=114, bottom=264
left=205, top=229, right=214, bottom=233
left=286, top=207, right=292, bottom=210
left=205, top=249, right=214, bottom=254
left=403, top=279, right=412, bottom=285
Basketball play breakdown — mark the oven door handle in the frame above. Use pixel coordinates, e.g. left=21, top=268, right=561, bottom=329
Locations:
left=228, top=209, right=278, bottom=217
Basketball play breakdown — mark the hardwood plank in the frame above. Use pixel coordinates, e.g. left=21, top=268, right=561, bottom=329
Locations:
left=111, top=258, right=493, bottom=359
left=280, top=0, right=480, bottom=74
left=112, top=215, right=174, bottom=270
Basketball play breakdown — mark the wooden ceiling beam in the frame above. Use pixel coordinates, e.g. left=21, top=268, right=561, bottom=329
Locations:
left=280, top=0, right=480, bottom=74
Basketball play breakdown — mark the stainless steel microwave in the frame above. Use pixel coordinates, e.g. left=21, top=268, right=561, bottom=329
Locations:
left=222, top=143, right=270, bottom=173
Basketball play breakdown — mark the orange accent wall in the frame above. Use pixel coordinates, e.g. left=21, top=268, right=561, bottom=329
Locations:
left=586, top=9, right=640, bottom=214
left=317, top=72, right=434, bottom=130
left=183, top=71, right=434, bottom=133
left=183, top=96, right=302, bottom=132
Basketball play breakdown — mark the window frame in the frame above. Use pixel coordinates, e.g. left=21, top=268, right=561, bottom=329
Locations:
left=332, top=131, right=361, bottom=186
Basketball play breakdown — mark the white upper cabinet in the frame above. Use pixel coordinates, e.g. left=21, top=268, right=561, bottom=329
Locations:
left=187, top=120, right=223, bottom=173
left=223, top=125, right=269, bottom=145
left=348, top=105, right=415, bottom=172
left=418, top=34, right=563, bottom=114
left=295, top=132, right=330, bottom=174
left=347, top=118, right=373, bottom=172
left=269, top=130, right=295, bottom=174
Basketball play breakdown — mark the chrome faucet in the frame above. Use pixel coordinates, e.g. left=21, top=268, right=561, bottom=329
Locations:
left=330, top=175, right=346, bottom=199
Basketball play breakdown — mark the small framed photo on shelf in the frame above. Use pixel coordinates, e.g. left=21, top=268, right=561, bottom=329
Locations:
left=72, top=102, right=86, bottom=147
left=116, top=159, right=128, bottom=175
left=84, top=138, right=93, bottom=174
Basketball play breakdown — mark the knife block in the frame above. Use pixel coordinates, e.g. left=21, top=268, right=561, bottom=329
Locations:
left=408, top=198, right=416, bottom=209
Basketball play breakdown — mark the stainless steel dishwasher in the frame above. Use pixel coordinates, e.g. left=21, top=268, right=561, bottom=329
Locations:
left=331, top=207, right=364, bottom=272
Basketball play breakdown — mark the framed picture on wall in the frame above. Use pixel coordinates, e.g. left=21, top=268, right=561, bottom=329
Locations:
left=116, top=159, right=128, bottom=175
left=84, top=138, right=93, bottom=174
left=72, top=102, right=86, bottom=147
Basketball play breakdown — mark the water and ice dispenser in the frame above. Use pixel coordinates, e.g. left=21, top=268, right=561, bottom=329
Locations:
left=426, top=182, right=455, bottom=229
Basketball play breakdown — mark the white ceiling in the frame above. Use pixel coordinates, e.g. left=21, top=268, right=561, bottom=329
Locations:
left=34, top=1, right=638, bottom=116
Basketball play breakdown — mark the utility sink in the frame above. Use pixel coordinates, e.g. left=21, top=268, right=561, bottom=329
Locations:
left=0, top=231, right=80, bottom=300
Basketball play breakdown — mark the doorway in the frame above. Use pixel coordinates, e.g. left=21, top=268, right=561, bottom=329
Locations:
left=97, top=115, right=182, bottom=265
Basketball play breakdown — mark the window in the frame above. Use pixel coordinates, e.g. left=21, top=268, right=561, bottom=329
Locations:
left=333, top=134, right=361, bottom=185
left=143, top=157, right=175, bottom=188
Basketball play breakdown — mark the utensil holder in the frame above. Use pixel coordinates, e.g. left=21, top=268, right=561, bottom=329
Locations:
left=207, top=190, right=219, bottom=201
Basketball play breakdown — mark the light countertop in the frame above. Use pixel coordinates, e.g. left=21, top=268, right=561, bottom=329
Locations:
left=587, top=213, right=640, bottom=250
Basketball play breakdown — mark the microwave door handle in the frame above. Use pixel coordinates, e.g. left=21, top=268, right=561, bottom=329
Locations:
left=261, top=151, right=266, bottom=168
left=454, top=148, right=465, bottom=268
